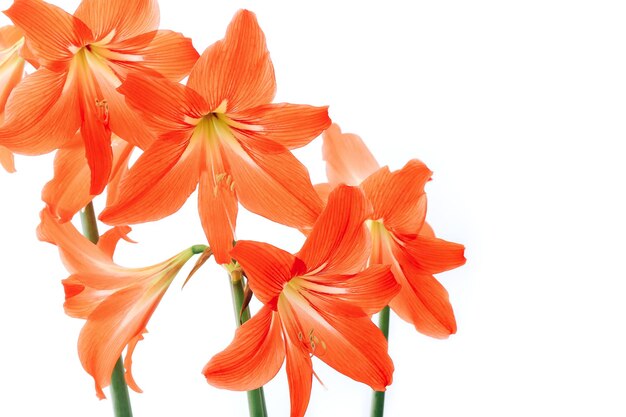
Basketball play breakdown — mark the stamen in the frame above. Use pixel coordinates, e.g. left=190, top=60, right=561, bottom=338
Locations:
left=95, top=99, right=109, bottom=124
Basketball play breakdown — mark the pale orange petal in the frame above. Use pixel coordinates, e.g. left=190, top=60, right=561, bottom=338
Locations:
left=97, top=225, right=133, bottom=261
left=78, top=283, right=164, bottom=398
left=42, top=140, right=92, bottom=222
left=62, top=275, right=114, bottom=318
left=224, top=138, right=323, bottom=231
left=0, top=146, right=15, bottom=172
left=105, top=138, right=134, bottom=206
left=37, top=208, right=112, bottom=274
left=198, top=169, right=238, bottom=264
left=74, top=0, right=159, bottom=42
left=109, top=30, right=199, bottom=81
left=361, top=159, right=432, bottom=235
left=4, top=0, right=91, bottom=69
left=0, top=69, right=80, bottom=154
left=0, top=25, right=22, bottom=47
left=230, top=241, right=303, bottom=305
left=100, top=138, right=200, bottom=225
left=187, top=9, right=275, bottom=111
left=235, top=103, right=330, bottom=150
left=123, top=330, right=146, bottom=393
left=0, top=27, right=25, bottom=112
left=297, top=185, right=371, bottom=275
left=203, top=305, right=285, bottom=390
left=322, top=123, right=379, bottom=187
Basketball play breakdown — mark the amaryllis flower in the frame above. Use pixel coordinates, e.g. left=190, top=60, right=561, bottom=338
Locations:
left=42, top=134, right=135, bottom=222
left=37, top=208, right=205, bottom=398
left=100, top=9, right=330, bottom=264
left=0, top=0, right=198, bottom=193
left=0, top=25, right=26, bottom=173
left=204, top=185, right=400, bottom=417
left=322, top=124, right=466, bottom=338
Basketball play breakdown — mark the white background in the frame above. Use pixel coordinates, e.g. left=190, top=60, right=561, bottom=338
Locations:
left=1, top=0, right=626, bottom=416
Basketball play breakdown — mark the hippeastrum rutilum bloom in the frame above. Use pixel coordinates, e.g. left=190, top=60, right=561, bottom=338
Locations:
left=322, top=123, right=466, bottom=338
left=42, top=134, right=135, bottom=222
left=100, top=9, right=330, bottom=264
left=204, top=185, right=400, bottom=417
left=0, top=0, right=198, bottom=193
left=37, top=207, right=205, bottom=399
left=0, top=25, right=26, bottom=173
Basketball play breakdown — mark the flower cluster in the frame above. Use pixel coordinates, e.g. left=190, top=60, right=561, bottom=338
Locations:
left=1, top=1, right=465, bottom=416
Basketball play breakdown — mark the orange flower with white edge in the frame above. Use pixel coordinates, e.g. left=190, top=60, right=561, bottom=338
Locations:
left=0, top=25, right=26, bottom=173
left=37, top=207, right=206, bottom=399
left=42, top=134, right=135, bottom=222
left=322, top=123, right=466, bottom=338
left=100, top=9, right=330, bottom=264
left=0, top=0, right=198, bottom=193
left=204, top=185, right=400, bottom=417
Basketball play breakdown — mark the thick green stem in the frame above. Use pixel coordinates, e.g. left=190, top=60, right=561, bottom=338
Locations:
left=80, top=202, right=133, bottom=417
left=370, top=306, right=390, bottom=417
left=230, top=270, right=268, bottom=417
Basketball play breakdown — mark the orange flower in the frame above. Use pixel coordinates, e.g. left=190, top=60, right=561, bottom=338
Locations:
left=37, top=208, right=204, bottom=399
left=100, top=10, right=330, bottom=264
left=0, top=25, right=26, bottom=173
left=42, top=134, right=135, bottom=222
left=204, top=185, right=400, bottom=417
left=322, top=124, right=466, bottom=338
left=0, top=0, right=198, bottom=193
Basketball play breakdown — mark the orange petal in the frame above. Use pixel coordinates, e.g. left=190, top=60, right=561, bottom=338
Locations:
left=0, top=69, right=80, bottom=154
left=401, top=234, right=466, bottom=274
left=188, top=9, right=275, bottom=111
left=100, top=138, right=199, bottom=225
left=80, top=105, right=112, bottom=195
left=74, top=0, right=159, bottom=42
left=318, top=313, right=394, bottom=391
left=235, top=103, right=330, bottom=150
left=282, top=323, right=313, bottom=417
left=361, top=159, right=432, bottom=235
left=224, top=137, right=323, bottom=231
left=283, top=288, right=393, bottom=392
left=203, top=305, right=285, bottom=391
left=42, top=140, right=92, bottom=222
left=4, top=0, right=91, bottom=69
left=89, top=70, right=155, bottom=151
left=110, top=30, right=199, bottom=82
left=0, top=146, right=15, bottom=172
left=231, top=241, right=303, bottom=305
left=105, top=138, right=134, bottom=206
left=388, top=245, right=457, bottom=338
left=118, top=73, right=207, bottom=138
left=297, top=185, right=371, bottom=275
left=304, top=265, right=399, bottom=316
left=197, top=170, right=238, bottom=264
left=322, top=123, right=379, bottom=186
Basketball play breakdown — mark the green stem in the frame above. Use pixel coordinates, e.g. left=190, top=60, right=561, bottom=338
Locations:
left=80, top=202, right=133, bottom=417
left=370, top=306, right=390, bottom=417
left=229, top=270, right=268, bottom=417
